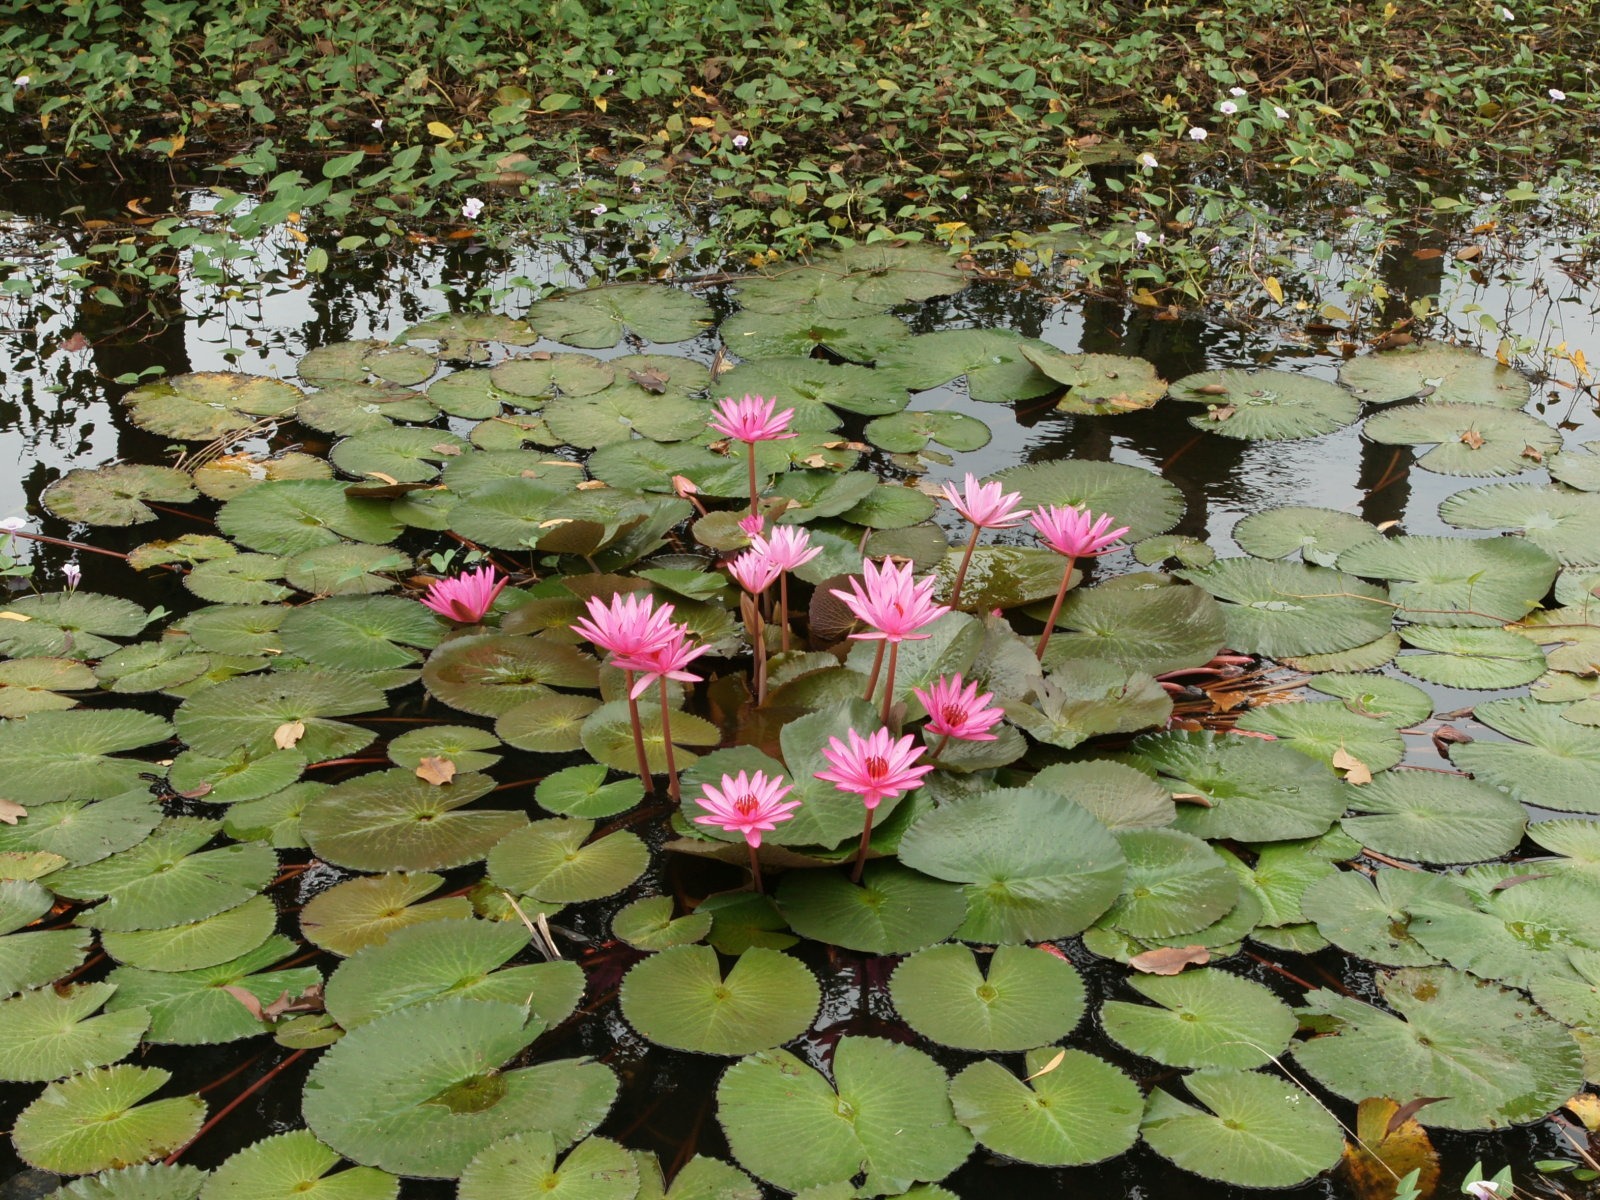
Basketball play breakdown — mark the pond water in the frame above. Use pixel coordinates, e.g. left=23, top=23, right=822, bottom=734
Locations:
left=3, top=166, right=1600, bottom=1200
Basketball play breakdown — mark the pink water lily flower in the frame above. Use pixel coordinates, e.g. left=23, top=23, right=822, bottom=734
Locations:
left=831, top=557, right=949, bottom=643
left=617, top=623, right=711, bottom=699
left=420, top=565, right=506, bottom=623
left=710, top=394, right=796, bottom=444
left=571, top=591, right=677, bottom=660
left=1030, top=505, right=1129, bottom=559
left=738, top=512, right=766, bottom=540
left=913, top=673, right=1004, bottom=742
left=941, top=474, right=1031, bottom=530
left=752, top=526, right=822, bottom=572
left=728, top=548, right=782, bottom=594
left=816, top=726, right=935, bottom=811
left=694, top=769, right=799, bottom=847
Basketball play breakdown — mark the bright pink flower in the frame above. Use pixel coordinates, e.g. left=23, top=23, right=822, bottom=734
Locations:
left=1029, top=505, right=1129, bottom=559
left=738, top=512, right=766, bottom=540
left=617, top=623, right=711, bottom=699
left=728, top=548, right=782, bottom=594
left=710, top=394, right=796, bottom=443
left=815, top=727, right=935, bottom=810
left=941, top=474, right=1031, bottom=530
left=752, top=526, right=822, bottom=573
left=913, top=673, right=1004, bottom=741
left=420, top=565, right=506, bottom=623
left=571, top=591, right=677, bottom=660
left=693, top=770, right=800, bottom=847
left=830, top=557, right=949, bottom=642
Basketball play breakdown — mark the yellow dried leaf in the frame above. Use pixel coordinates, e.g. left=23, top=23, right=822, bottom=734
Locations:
left=426, top=121, right=455, bottom=140
left=366, top=471, right=400, bottom=485
left=1263, top=276, right=1285, bottom=303
left=1458, top=428, right=1486, bottom=450
left=1340, top=1097, right=1439, bottom=1200
left=274, top=720, right=306, bottom=750
left=1563, top=1093, right=1600, bottom=1132
left=415, top=756, right=457, bottom=786
left=1333, top=746, right=1372, bottom=785
left=689, top=116, right=715, bottom=129
left=575, top=480, right=609, bottom=491
left=1023, top=1048, right=1067, bottom=1082
left=0, top=612, right=30, bottom=622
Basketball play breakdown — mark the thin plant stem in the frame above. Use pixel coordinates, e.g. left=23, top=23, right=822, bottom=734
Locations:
left=778, top=571, right=791, bottom=653
left=931, top=732, right=951, bottom=761
left=948, top=525, right=981, bottom=610
left=747, top=841, right=764, bottom=893
left=745, top=440, right=759, bottom=520
left=622, top=669, right=655, bottom=793
left=753, top=611, right=768, bottom=706
left=1034, top=554, right=1078, bottom=661
left=657, top=679, right=679, bottom=803
left=862, top=640, right=886, bottom=703
left=880, top=640, right=900, bottom=726
left=850, top=809, right=874, bottom=883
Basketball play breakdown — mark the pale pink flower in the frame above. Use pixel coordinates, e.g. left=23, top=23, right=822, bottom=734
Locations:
left=1549, top=88, right=1567, bottom=101
left=816, top=727, right=934, bottom=810
left=1030, top=505, right=1129, bottom=559
left=738, top=512, right=766, bottom=540
left=671, top=475, right=699, bottom=497
left=830, top=557, right=949, bottom=643
left=617, top=623, right=711, bottom=699
left=461, top=197, right=485, bottom=221
left=1188, top=126, right=1208, bottom=141
left=1219, top=100, right=1238, bottom=115
left=420, top=565, right=505, bottom=623
left=62, top=562, right=81, bottom=592
left=913, top=673, right=1004, bottom=741
left=752, top=526, right=822, bottom=572
left=694, top=770, right=799, bottom=847
left=940, top=474, right=1030, bottom=529
left=571, top=591, right=677, bottom=659
left=1229, top=87, right=1247, bottom=97
left=727, top=548, right=781, bottom=594
left=710, top=394, right=796, bottom=443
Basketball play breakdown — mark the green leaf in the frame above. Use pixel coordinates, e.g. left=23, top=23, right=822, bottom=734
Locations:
left=1016, top=347, right=1167, bottom=415
left=0, top=656, right=95, bottom=717
left=299, top=871, right=472, bottom=957
left=1338, top=533, right=1558, bottom=627
left=459, top=1134, right=638, bottom=1200
left=175, top=670, right=385, bottom=760
left=0, top=791, right=162, bottom=867
left=0, top=592, right=149, bottom=660
left=168, top=746, right=306, bottom=806
left=620, top=945, right=819, bottom=1055
left=49, top=1164, right=209, bottom=1200
left=714, top=357, right=905, bottom=421
left=386, top=725, right=501, bottom=774
left=1098, top=828, right=1237, bottom=939
left=889, top=943, right=1085, bottom=1052
left=1169, top=368, right=1360, bottom=439
left=1363, top=403, right=1558, bottom=476
left=1304, top=672, right=1433, bottom=726
left=1041, top=573, right=1226, bottom=676
left=775, top=861, right=965, bottom=954
left=12, top=1065, right=205, bottom=1175
left=526, top=284, right=712, bottom=347
left=1452, top=697, right=1600, bottom=814
left=123, top=373, right=301, bottom=440
left=1231, top=505, right=1380, bottom=565
left=100, top=894, right=277, bottom=972
left=0, top=981, right=150, bottom=1081
left=1031, top=760, right=1176, bottom=829
left=992, top=460, right=1183, bottom=541
left=1300, top=867, right=1464, bottom=966
left=1396, top=625, right=1545, bottom=689
left=949, top=1047, right=1141, bottom=1166
left=1234, top=700, right=1405, bottom=772
left=423, top=633, right=599, bottom=717
left=874, top=330, right=1056, bottom=403
left=533, top=764, right=644, bottom=819
left=487, top=819, right=649, bottom=904
left=612, top=896, right=712, bottom=951
left=1102, top=970, right=1296, bottom=1069
left=42, top=465, right=198, bottom=527
left=199, top=1129, right=398, bottom=1200
left=300, top=768, right=525, bottom=872
left=1177, top=558, right=1392, bottom=658
left=719, top=311, right=911, bottom=362
left=1338, top=342, right=1532, bottom=407
left=1440, top=483, right=1600, bottom=567
left=1340, top=769, right=1526, bottom=863
left=490, top=353, right=612, bottom=401
left=0, top=708, right=172, bottom=802
left=218, top=480, right=400, bottom=556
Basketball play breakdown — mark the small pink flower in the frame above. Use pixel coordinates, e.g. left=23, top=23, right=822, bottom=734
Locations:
left=1229, top=87, right=1247, bottom=97
left=738, top=512, right=766, bottom=540
left=830, top=557, right=949, bottom=643
left=694, top=770, right=799, bottom=847
left=571, top=591, right=677, bottom=659
left=727, top=548, right=782, bottom=594
left=752, top=526, right=822, bottom=572
left=617, top=623, right=711, bottom=699
left=816, top=727, right=935, bottom=810
left=461, top=197, right=485, bottom=221
left=1219, top=100, right=1238, bottom=115
left=420, top=565, right=505, bottom=623
left=710, top=394, right=796, bottom=444
left=940, top=473, right=1030, bottom=530
left=1030, top=505, right=1129, bottom=559
left=670, top=475, right=699, bottom=497
left=913, top=673, right=1004, bottom=742
left=1188, top=126, right=1208, bottom=141
left=1549, top=88, right=1567, bottom=101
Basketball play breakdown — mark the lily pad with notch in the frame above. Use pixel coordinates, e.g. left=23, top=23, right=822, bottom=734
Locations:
left=124, top=373, right=301, bottom=441
left=12, top=1065, right=205, bottom=1175
left=1016, top=347, right=1167, bottom=415
left=1097, top=828, right=1238, bottom=939
left=873, top=330, right=1057, bottom=403
left=1041, top=573, right=1226, bottom=676
left=1362, top=403, right=1558, bottom=476
left=620, top=945, right=820, bottom=1055
left=100, top=894, right=278, bottom=972
left=197, top=1128, right=400, bottom=1200
left=612, top=896, right=712, bottom=952
left=43, top=465, right=198, bottom=527
left=1339, top=769, right=1526, bottom=863
left=0, top=980, right=151, bottom=1082
left=422, top=633, right=599, bottom=717
left=330, top=428, right=469, bottom=483
left=299, top=872, right=473, bottom=957
left=175, top=670, right=386, bottom=760
left=1395, top=625, right=1545, bottom=689
left=1177, top=558, right=1392, bottom=658
left=1338, top=342, right=1532, bottom=407
left=1439, top=483, right=1600, bottom=567
left=526, top=284, right=712, bottom=347
left=0, top=592, right=150, bottom=660
left=459, top=1134, right=637, bottom=1200
left=1231, top=506, right=1380, bottom=566
left=0, top=656, right=95, bottom=717
left=1451, top=697, right=1600, bottom=814
left=1101, top=969, right=1296, bottom=1069
left=193, top=452, right=333, bottom=502
left=218, top=480, right=401, bottom=556
left=719, top=311, right=912, bottom=363
left=889, top=942, right=1086, bottom=1052
left=1168, top=368, right=1359, bottom=440
left=949, top=1047, right=1142, bottom=1167
left=776, top=861, right=965, bottom=954
left=300, top=768, right=525, bottom=872
left=714, top=357, right=906, bottom=421
left=0, top=708, right=173, bottom=803
left=992, top=459, right=1184, bottom=541
left=487, top=818, right=649, bottom=905
left=1299, top=867, right=1465, bottom=966
left=1234, top=700, right=1405, bottom=772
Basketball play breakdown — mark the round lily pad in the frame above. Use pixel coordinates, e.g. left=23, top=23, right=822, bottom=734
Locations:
left=43, top=465, right=198, bottom=527
left=1231, top=506, right=1379, bottom=565
left=386, top=725, right=501, bottom=774
left=283, top=544, right=411, bottom=596
left=12, top=1065, right=206, bottom=1175
left=459, top=1133, right=638, bottom=1200
left=1102, top=970, right=1296, bottom=1069
left=731, top=265, right=885, bottom=320
left=0, top=708, right=173, bottom=804
left=184, top=554, right=291, bottom=605
left=299, top=871, right=473, bottom=957
left=0, top=592, right=149, bottom=660
left=423, top=633, right=599, bottom=717
left=488, top=818, right=649, bottom=904
left=330, top=427, right=468, bottom=483
left=532, top=764, right=644, bottom=820
left=100, top=894, right=278, bottom=972
left=714, top=357, right=905, bottom=422
left=865, top=410, right=992, bottom=454
left=192, top=452, right=333, bottom=501
left=620, top=945, right=820, bottom=1055
left=1233, top=700, right=1405, bottom=772
left=1363, top=403, right=1558, bottom=475
left=300, top=768, right=524, bottom=872
left=47, top=1164, right=208, bottom=1200
left=889, top=943, right=1085, bottom=1052
left=175, top=671, right=385, bottom=761
left=611, top=896, right=712, bottom=952
left=1133, top=534, right=1215, bottom=568
left=1169, top=368, right=1359, bottom=440
left=1340, top=769, right=1526, bottom=863
left=719, top=311, right=911, bottom=363
left=0, top=790, right=163, bottom=867
left=0, top=981, right=150, bottom=1081
left=124, top=373, right=301, bottom=440
left=1396, top=625, right=1545, bottom=688
left=491, top=353, right=615, bottom=402
left=126, top=534, right=237, bottom=570
left=1041, top=574, right=1226, bottom=676
left=423, top=370, right=511, bottom=419
left=1280, top=632, right=1402, bottom=673
left=401, top=312, right=538, bottom=351
left=1217, top=841, right=1339, bottom=928
left=362, top=345, right=436, bottom=387
left=1304, top=672, right=1435, bottom=726
left=1549, top=442, right=1600, bottom=492
left=580, top=701, right=719, bottom=774
left=294, top=383, right=432, bottom=435
left=1440, top=483, right=1600, bottom=566
left=716, top=1037, right=973, bottom=1194
left=1177, top=558, right=1392, bottom=658
left=1338, top=342, right=1532, bottom=407
left=874, top=330, right=1056, bottom=403
left=198, top=1129, right=399, bottom=1200
left=218, top=480, right=401, bottom=556
left=775, top=861, right=965, bottom=954
left=992, top=459, right=1183, bottom=541
left=1017, top=347, right=1167, bottom=415
left=1300, top=867, right=1465, bottom=966
left=280, top=595, right=441, bottom=673
left=1098, top=828, right=1238, bottom=939
left=298, top=341, right=388, bottom=386
left=1451, top=697, right=1600, bottom=813
left=0, top=656, right=94, bottom=717
left=950, top=1046, right=1141, bottom=1167
left=809, top=242, right=968, bottom=304
left=526, top=284, right=712, bottom=347
left=1030, top=760, right=1176, bottom=829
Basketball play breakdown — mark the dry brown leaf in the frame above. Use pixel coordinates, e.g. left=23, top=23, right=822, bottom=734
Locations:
left=1431, top=725, right=1472, bottom=757
left=1332, top=746, right=1373, bottom=785
left=1490, top=872, right=1553, bottom=892
left=1375, top=519, right=1401, bottom=532
left=0, top=799, right=25, bottom=825
left=430, top=443, right=463, bottom=457
left=1340, top=1096, right=1440, bottom=1200
left=1458, top=428, right=1486, bottom=450
left=1208, top=690, right=1248, bottom=713
left=1195, top=383, right=1230, bottom=396
left=1412, top=248, right=1444, bottom=260
left=1023, top=1048, right=1067, bottom=1082
left=415, top=756, right=457, bottom=786
left=627, top=367, right=669, bottom=393
left=1129, top=945, right=1210, bottom=974
left=1372, top=331, right=1415, bottom=351
left=273, top=720, right=306, bottom=750
left=1203, top=404, right=1237, bottom=422
left=1521, top=444, right=1545, bottom=463
left=575, top=479, right=609, bottom=491
left=1171, top=792, right=1212, bottom=807
left=1455, top=244, right=1484, bottom=261
left=365, top=471, right=400, bottom=485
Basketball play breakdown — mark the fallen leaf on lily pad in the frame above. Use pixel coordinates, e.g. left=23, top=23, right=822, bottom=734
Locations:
left=1129, top=945, right=1209, bottom=974
left=274, top=720, right=307, bottom=750
left=415, top=756, right=457, bottom=786
left=1332, top=747, right=1373, bottom=785
left=0, top=799, right=24, bottom=825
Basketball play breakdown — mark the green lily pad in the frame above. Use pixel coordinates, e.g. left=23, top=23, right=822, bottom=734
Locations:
left=330, top=427, right=468, bottom=483
left=0, top=657, right=95, bottom=717
left=303, top=998, right=616, bottom=1177
left=1439, top=483, right=1600, bottom=566
left=282, top=543, right=411, bottom=596
left=1041, top=573, right=1227, bottom=676
left=298, top=342, right=387, bottom=386
left=1300, top=867, right=1465, bottom=966
left=1303, top=672, right=1434, bottom=725
left=175, top=670, right=385, bottom=760
left=1231, top=506, right=1380, bottom=565
left=218, top=480, right=401, bottom=556
left=1452, top=697, right=1600, bottom=813
left=1120, top=731, right=1346, bottom=842
left=0, top=790, right=163, bottom=867
left=1098, top=828, right=1238, bottom=939
left=184, top=554, right=291, bottom=605
left=714, top=357, right=905, bottom=422
left=488, top=818, right=648, bottom=904
left=100, top=894, right=277, bottom=972
left=730, top=265, right=885, bottom=320
left=1396, top=624, right=1546, bottom=688
left=491, top=353, right=615, bottom=403
left=1133, top=534, right=1216, bottom=568
left=719, top=311, right=911, bottom=363
left=124, top=372, right=301, bottom=440
left=1338, top=342, right=1532, bottom=407
left=1017, top=347, right=1167, bottom=415
left=949, top=1047, right=1142, bottom=1167
left=1363, top=403, right=1558, bottom=475
left=94, top=643, right=212, bottom=695
left=1102, top=969, right=1296, bottom=1069
left=1233, top=700, right=1405, bottom=772
left=45, top=1164, right=208, bottom=1200
left=300, top=768, right=524, bottom=872
left=992, top=459, right=1183, bottom=541
left=424, top=633, right=599, bottom=717
left=1548, top=442, right=1600, bottom=492
left=927, top=545, right=1070, bottom=614
left=1280, top=632, right=1402, bottom=673
left=1169, top=368, right=1359, bottom=439
left=716, top=1037, right=973, bottom=1194
left=699, top=891, right=798, bottom=955
left=1216, top=841, right=1338, bottom=928
left=1140, top=1068, right=1344, bottom=1188
left=527, top=284, right=712, bottom=347
left=1178, top=558, right=1393, bottom=658
left=809, top=242, right=968, bottom=305
left=775, top=861, right=965, bottom=954
left=401, top=312, right=539, bottom=351
left=386, top=725, right=501, bottom=774
left=176, top=604, right=285, bottom=657
left=587, top=441, right=747, bottom=495
left=612, top=895, right=712, bottom=951
left=294, top=383, right=433, bottom=435
left=459, top=1133, right=638, bottom=1200
left=1402, top=871, right=1600, bottom=990
left=198, top=1129, right=399, bottom=1200
left=531, top=764, right=643, bottom=821
left=1031, top=760, right=1176, bottom=829
left=12, top=1065, right=206, bottom=1175
left=192, top=452, right=333, bottom=501
left=223, top=781, right=324, bottom=849
left=323, top=919, right=583, bottom=1030
left=42, top=465, right=198, bottom=527
left=126, top=534, right=238, bottom=571
left=423, top=370, right=512, bottom=419
left=1340, top=769, right=1526, bottom=862
left=620, top=944, right=819, bottom=1055
left=1005, top=659, right=1171, bottom=749
left=0, top=981, right=150, bottom=1081
left=874, top=330, right=1056, bottom=403
left=898, top=785, right=1126, bottom=943
left=1292, top=966, right=1585, bottom=1129
left=300, top=871, right=473, bottom=957
left=839, top=483, right=939, bottom=529
left=580, top=701, right=718, bottom=775
left=0, top=592, right=149, bottom=659
left=889, top=942, right=1085, bottom=1052
left=362, top=345, right=436, bottom=387
left=280, top=595, right=441, bottom=673
left=0, top=709, right=172, bottom=803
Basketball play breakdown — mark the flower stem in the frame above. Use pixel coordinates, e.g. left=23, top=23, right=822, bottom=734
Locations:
left=745, top=439, right=760, bottom=520
left=753, top=611, right=768, bottom=706
left=1034, top=555, right=1078, bottom=662
left=863, top=640, right=886, bottom=704
left=657, top=679, right=679, bottom=803
left=931, top=732, right=951, bottom=761
left=779, top=571, right=791, bottom=653
left=850, top=809, right=874, bottom=884
left=880, top=640, right=900, bottom=727
left=948, top=525, right=981, bottom=610
left=622, top=669, right=655, bottom=793
left=748, top=841, right=764, bottom=893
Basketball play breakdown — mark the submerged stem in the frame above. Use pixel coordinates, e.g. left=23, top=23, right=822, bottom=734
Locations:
left=948, top=525, right=981, bottom=610
left=623, top=669, right=655, bottom=793
left=657, top=679, right=679, bottom=803
left=1034, top=555, right=1078, bottom=661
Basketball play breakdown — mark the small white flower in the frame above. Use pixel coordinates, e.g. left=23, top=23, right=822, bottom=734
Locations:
left=1465, top=1183, right=1501, bottom=1199
left=1220, top=101, right=1238, bottom=115
left=62, top=562, right=81, bottom=590
left=630, top=183, right=642, bottom=194
left=732, top=133, right=749, bottom=149
left=590, top=203, right=607, bottom=215
left=1188, top=126, right=1208, bottom=141
left=1229, top=87, right=1247, bottom=97
left=1498, top=5, right=1513, bottom=17
left=1549, top=88, right=1567, bottom=101
left=0, top=517, right=27, bottom=532
left=1137, top=152, right=1159, bottom=168
left=1135, top=230, right=1153, bottom=246
left=1274, top=105, right=1290, bottom=119
left=14, top=74, right=30, bottom=89
left=371, top=118, right=384, bottom=131
left=461, top=197, right=484, bottom=220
